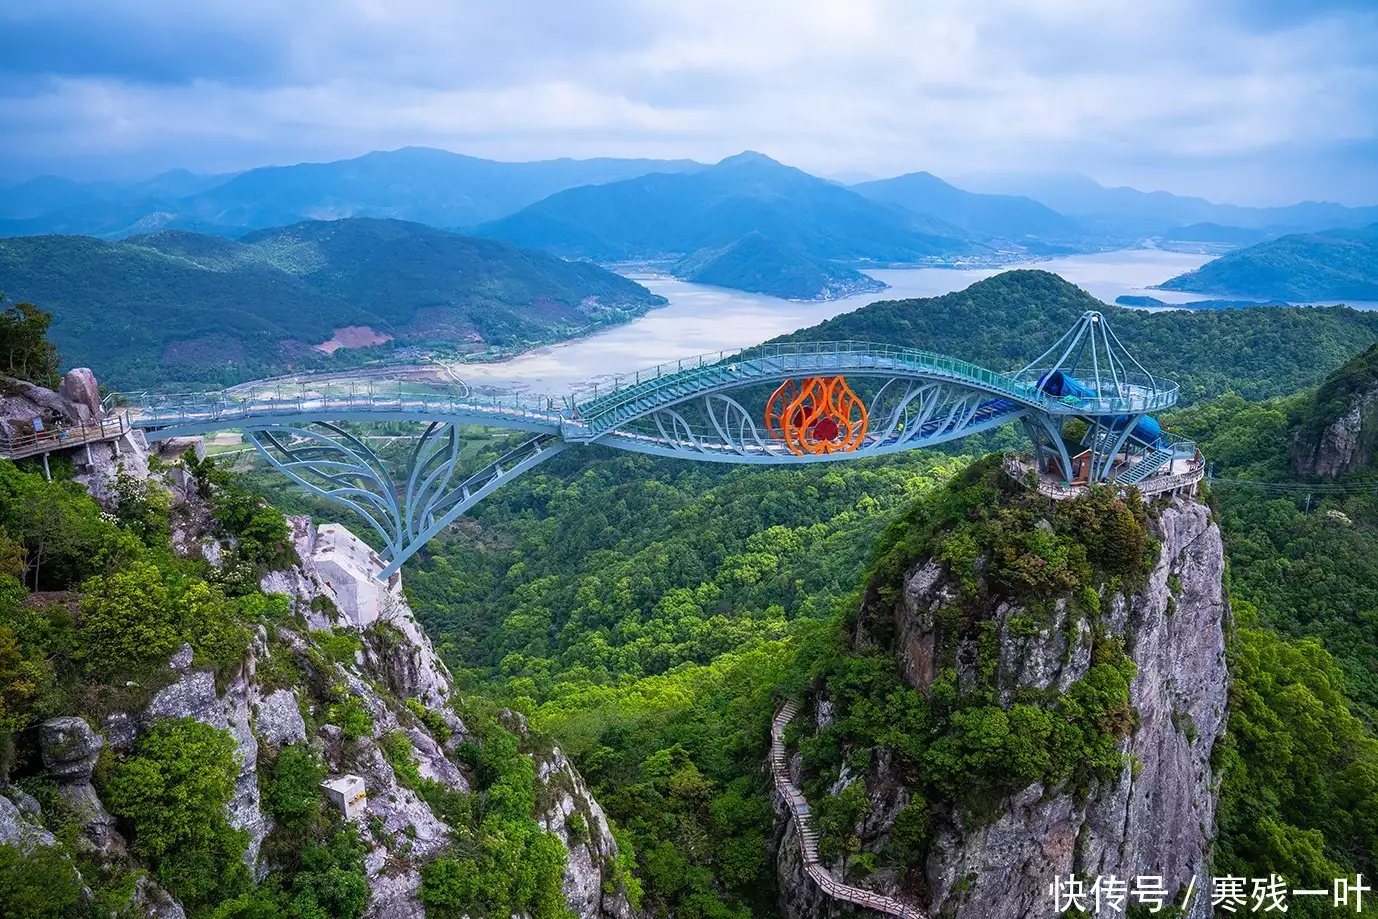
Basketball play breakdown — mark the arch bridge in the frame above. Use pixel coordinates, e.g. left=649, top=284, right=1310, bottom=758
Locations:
left=129, top=311, right=1199, bottom=577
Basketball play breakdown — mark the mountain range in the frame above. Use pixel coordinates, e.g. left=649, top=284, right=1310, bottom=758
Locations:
left=1157, top=223, right=1378, bottom=302
left=955, top=170, right=1378, bottom=233
left=477, top=151, right=982, bottom=263
left=0, top=218, right=665, bottom=389
left=851, top=171, right=1082, bottom=244
left=0, top=147, right=704, bottom=239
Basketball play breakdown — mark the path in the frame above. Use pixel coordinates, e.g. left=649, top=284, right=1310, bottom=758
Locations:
left=770, top=701, right=926, bottom=918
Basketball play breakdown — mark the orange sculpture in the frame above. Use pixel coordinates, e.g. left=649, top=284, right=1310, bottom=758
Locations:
left=765, top=376, right=868, bottom=455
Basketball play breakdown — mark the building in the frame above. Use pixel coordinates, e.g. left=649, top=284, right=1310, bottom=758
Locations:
left=321, top=774, right=368, bottom=820
left=311, top=523, right=400, bottom=628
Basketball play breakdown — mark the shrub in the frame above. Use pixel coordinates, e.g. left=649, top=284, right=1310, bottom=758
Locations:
left=102, top=717, right=249, bottom=908
left=328, top=695, right=374, bottom=742
left=264, top=742, right=326, bottom=833
left=77, top=562, right=179, bottom=678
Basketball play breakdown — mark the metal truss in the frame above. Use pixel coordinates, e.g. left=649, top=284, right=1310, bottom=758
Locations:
left=597, top=378, right=1026, bottom=462
left=131, top=314, right=1192, bottom=579
left=244, top=421, right=564, bottom=576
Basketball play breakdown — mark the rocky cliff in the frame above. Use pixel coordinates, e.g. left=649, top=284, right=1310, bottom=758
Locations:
left=1292, top=342, right=1378, bottom=477
left=774, top=467, right=1229, bottom=919
left=0, top=381, right=638, bottom=919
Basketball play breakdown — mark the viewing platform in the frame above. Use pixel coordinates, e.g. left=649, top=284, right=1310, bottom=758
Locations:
left=1004, top=450, right=1205, bottom=501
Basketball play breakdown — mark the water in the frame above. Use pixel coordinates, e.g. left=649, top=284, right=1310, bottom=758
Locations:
left=445, top=248, right=1351, bottom=396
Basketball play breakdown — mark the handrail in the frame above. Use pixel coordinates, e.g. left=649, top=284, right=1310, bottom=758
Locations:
left=770, top=702, right=926, bottom=919
left=0, top=411, right=131, bottom=460
left=572, top=342, right=1180, bottom=428
left=1002, top=454, right=1204, bottom=501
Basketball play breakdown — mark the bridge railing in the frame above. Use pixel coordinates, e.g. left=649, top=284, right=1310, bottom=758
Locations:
left=129, top=381, right=565, bottom=429
left=572, top=341, right=1179, bottom=426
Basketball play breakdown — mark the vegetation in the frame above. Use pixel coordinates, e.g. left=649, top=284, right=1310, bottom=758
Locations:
left=673, top=232, right=887, bottom=300
left=419, top=704, right=573, bottom=919
left=0, top=296, right=61, bottom=387
left=103, top=718, right=250, bottom=909
left=1159, top=223, right=1378, bottom=301
left=0, top=218, right=666, bottom=388
left=789, top=458, right=1149, bottom=868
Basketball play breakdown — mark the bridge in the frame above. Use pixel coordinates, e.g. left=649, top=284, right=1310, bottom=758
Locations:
left=126, top=311, right=1202, bottom=577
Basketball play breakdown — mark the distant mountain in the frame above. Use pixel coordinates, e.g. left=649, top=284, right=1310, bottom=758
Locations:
left=1157, top=224, right=1378, bottom=301
left=851, top=171, right=1081, bottom=242
left=672, top=233, right=887, bottom=300
left=478, top=151, right=981, bottom=265
left=954, top=171, right=1378, bottom=233
left=0, top=218, right=665, bottom=388
left=0, top=148, right=705, bottom=239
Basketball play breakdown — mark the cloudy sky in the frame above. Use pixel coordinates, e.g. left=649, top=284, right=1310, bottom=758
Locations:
left=2, top=0, right=1375, bottom=205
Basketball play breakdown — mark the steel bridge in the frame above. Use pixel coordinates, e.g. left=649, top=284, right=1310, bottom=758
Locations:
left=128, top=311, right=1197, bottom=577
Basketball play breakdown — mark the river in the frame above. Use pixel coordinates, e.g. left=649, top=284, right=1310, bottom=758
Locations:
left=448, top=249, right=1218, bottom=396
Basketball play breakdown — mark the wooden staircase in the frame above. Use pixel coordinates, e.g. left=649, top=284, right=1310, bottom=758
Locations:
left=770, top=702, right=926, bottom=919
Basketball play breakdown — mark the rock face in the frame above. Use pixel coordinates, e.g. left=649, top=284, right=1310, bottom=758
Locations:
left=777, top=496, right=1229, bottom=919
left=536, top=747, right=638, bottom=919
left=1292, top=385, right=1378, bottom=476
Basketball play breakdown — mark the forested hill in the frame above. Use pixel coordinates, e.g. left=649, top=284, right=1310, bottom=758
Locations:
left=778, top=269, right=1378, bottom=402
left=0, top=218, right=665, bottom=389
left=1157, top=223, right=1378, bottom=301
left=672, top=232, right=887, bottom=300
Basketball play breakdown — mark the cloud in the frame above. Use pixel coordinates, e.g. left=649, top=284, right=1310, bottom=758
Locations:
left=1, top=0, right=1374, bottom=205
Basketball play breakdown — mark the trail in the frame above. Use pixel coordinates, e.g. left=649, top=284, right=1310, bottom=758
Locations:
left=770, top=701, right=926, bottom=918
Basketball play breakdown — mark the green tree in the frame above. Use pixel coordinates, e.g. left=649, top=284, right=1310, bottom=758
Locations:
left=77, top=562, right=179, bottom=678
left=0, top=296, right=60, bottom=388
left=0, top=841, right=87, bottom=918
left=102, top=718, right=249, bottom=908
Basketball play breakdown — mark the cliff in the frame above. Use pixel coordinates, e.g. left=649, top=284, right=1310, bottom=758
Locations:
left=773, top=460, right=1229, bottom=919
left=1291, top=342, right=1378, bottom=476
left=0, top=383, right=638, bottom=919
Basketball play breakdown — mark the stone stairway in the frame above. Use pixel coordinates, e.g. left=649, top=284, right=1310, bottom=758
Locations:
left=770, top=702, right=926, bottom=919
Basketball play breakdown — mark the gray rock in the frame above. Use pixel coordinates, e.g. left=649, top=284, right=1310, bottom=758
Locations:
left=254, top=688, right=307, bottom=749
left=168, top=642, right=195, bottom=672
left=146, top=671, right=226, bottom=729
left=536, top=747, right=637, bottom=919
left=0, top=794, right=55, bottom=848
left=104, top=712, right=138, bottom=752
left=362, top=868, right=426, bottom=919
left=57, top=368, right=101, bottom=418
left=777, top=496, right=1228, bottom=919
left=40, top=717, right=103, bottom=783
left=1292, top=384, right=1378, bottom=476
left=57, top=781, right=125, bottom=858
left=131, top=875, right=188, bottom=919
left=8, top=787, right=41, bottom=818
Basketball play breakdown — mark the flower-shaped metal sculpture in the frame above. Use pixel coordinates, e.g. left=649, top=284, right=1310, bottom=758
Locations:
left=765, top=376, right=868, bottom=455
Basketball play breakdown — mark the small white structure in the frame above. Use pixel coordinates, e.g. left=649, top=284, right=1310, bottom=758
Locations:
left=312, top=524, right=399, bottom=627
left=321, top=774, right=368, bottom=820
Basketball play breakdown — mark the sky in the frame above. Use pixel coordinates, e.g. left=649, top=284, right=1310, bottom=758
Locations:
left=1, top=0, right=1375, bottom=206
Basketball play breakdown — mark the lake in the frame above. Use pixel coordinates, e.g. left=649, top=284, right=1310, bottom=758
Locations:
left=450, top=249, right=1215, bottom=397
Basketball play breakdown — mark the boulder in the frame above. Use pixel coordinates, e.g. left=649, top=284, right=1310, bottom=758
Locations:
left=39, top=717, right=103, bottom=784
left=57, top=368, right=101, bottom=419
